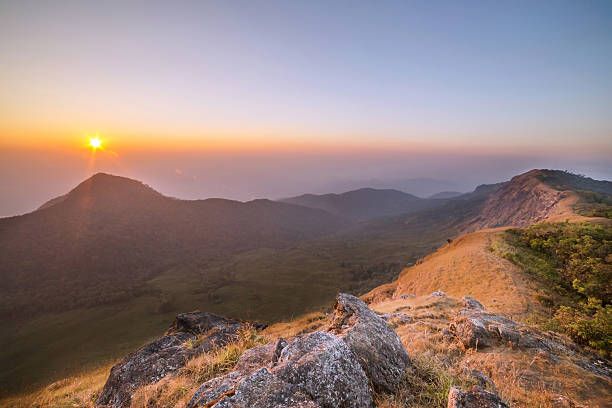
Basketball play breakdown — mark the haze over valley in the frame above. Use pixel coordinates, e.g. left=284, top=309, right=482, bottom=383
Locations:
left=1, top=2, right=611, bottom=407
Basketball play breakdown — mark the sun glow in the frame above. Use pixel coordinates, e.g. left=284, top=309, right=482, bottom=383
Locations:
left=88, top=136, right=102, bottom=150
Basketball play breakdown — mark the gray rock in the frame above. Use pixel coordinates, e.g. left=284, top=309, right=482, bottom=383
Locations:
left=462, top=296, right=484, bottom=310
left=188, top=331, right=372, bottom=408
left=430, top=290, right=447, bottom=297
left=97, top=312, right=247, bottom=408
left=189, top=368, right=319, bottom=408
left=451, top=308, right=522, bottom=349
left=450, top=306, right=612, bottom=379
left=447, top=386, right=508, bottom=408
left=329, top=293, right=411, bottom=394
left=465, top=369, right=494, bottom=389
left=187, top=294, right=412, bottom=407
left=231, top=368, right=320, bottom=408
left=234, top=343, right=277, bottom=373
left=188, top=371, right=244, bottom=408
left=380, top=312, right=413, bottom=326
left=451, top=306, right=577, bottom=352
left=275, top=331, right=373, bottom=407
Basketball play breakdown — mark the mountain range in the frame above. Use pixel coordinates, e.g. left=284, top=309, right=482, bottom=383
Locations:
left=280, top=188, right=447, bottom=220
left=0, top=169, right=610, bottom=399
left=0, top=173, right=347, bottom=318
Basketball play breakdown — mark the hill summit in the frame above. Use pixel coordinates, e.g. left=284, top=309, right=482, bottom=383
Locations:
left=39, top=173, right=165, bottom=211
left=281, top=187, right=445, bottom=220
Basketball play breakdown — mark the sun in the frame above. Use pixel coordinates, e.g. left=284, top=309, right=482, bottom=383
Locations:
left=88, top=137, right=102, bottom=150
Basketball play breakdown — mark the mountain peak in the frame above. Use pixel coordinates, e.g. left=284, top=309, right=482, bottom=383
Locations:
left=37, top=173, right=163, bottom=211
left=69, top=173, right=162, bottom=198
left=36, top=173, right=166, bottom=212
left=530, top=169, right=612, bottom=195
left=464, top=169, right=608, bottom=229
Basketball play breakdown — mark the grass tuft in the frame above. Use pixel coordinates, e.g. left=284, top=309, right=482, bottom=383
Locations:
left=375, top=353, right=469, bottom=408
left=129, top=325, right=267, bottom=408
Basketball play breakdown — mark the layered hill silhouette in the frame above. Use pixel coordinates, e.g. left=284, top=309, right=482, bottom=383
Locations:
left=2, top=169, right=608, bottom=408
left=1, top=169, right=607, bottom=321
left=0, top=173, right=350, bottom=317
left=466, top=169, right=612, bottom=229
left=0, top=169, right=610, bottom=400
left=428, top=191, right=463, bottom=199
left=280, top=188, right=447, bottom=220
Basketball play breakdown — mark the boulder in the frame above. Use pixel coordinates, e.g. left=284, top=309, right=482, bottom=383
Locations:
left=274, top=331, right=373, bottom=407
left=188, top=294, right=413, bottom=407
left=450, top=304, right=579, bottom=352
left=380, top=312, right=413, bottom=326
left=226, top=368, right=321, bottom=408
left=329, top=293, right=411, bottom=394
left=188, top=331, right=372, bottom=408
left=447, top=386, right=508, bottom=408
left=97, top=312, right=248, bottom=408
left=462, top=296, right=484, bottom=310
left=450, top=308, right=522, bottom=349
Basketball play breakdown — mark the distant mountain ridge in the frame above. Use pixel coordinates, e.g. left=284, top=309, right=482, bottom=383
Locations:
left=428, top=191, right=464, bottom=199
left=1, top=169, right=610, bottom=397
left=0, top=173, right=349, bottom=318
left=465, top=169, right=611, bottom=229
left=280, top=187, right=447, bottom=220
left=3, top=169, right=606, bottom=320
left=323, top=177, right=463, bottom=198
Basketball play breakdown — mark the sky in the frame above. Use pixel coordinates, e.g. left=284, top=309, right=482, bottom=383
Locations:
left=1, top=1, right=611, bottom=216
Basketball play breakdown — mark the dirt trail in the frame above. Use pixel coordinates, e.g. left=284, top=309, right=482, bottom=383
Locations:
left=386, top=229, right=539, bottom=317
left=368, top=294, right=612, bottom=408
left=367, top=189, right=602, bottom=318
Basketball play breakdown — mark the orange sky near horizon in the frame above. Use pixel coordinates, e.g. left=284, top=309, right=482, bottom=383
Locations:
left=1, top=1, right=611, bottom=219
left=2, top=130, right=611, bottom=159
left=2, top=2, right=612, bottom=162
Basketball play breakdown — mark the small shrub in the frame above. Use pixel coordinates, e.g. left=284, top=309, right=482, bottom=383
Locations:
left=131, top=325, right=267, bottom=408
left=182, top=325, right=267, bottom=383
left=376, top=354, right=467, bottom=408
left=504, top=222, right=611, bottom=356
left=551, top=302, right=611, bottom=353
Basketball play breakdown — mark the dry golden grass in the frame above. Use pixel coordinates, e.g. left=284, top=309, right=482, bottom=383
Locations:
left=0, top=363, right=113, bottom=408
left=263, top=311, right=328, bottom=339
left=0, top=326, right=269, bottom=408
left=375, top=352, right=470, bottom=408
left=377, top=229, right=543, bottom=318
left=371, top=291, right=611, bottom=408
left=460, top=350, right=612, bottom=408
left=5, top=219, right=610, bottom=408
left=129, top=325, right=268, bottom=408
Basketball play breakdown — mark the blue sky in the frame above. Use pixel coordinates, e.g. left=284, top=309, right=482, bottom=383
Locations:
left=2, top=0, right=611, bottom=147
left=0, top=1, right=611, bottom=215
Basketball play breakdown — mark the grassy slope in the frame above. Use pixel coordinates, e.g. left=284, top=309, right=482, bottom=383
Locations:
left=8, top=169, right=605, bottom=397
left=4, top=172, right=610, bottom=407
left=376, top=228, right=541, bottom=317
left=499, top=220, right=611, bottom=356
left=0, top=214, right=451, bottom=396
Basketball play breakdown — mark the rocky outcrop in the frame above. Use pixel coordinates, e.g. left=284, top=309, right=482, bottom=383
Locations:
left=97, top=312, right=253, bottom=408
left=450, top=310, right=518, bottom=349
left=187, top=293, right=410, bottom=407
left=330, top=293, right=411, bottom=394
left=187, top=333, right=371, bottom=408
left=449, top=302, right=612, bottom=378
left=447, top=386, right=508, bottom=408
left=461, top=296, right=484, bottom=310
left=466, top=169, right=565, bottom=229
left=449, top=301, right=567, bottom=350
